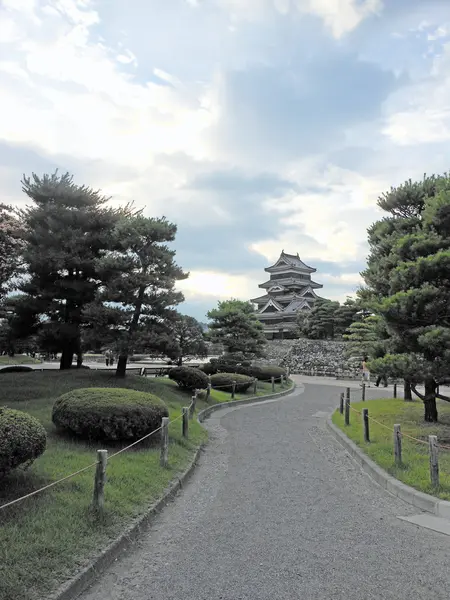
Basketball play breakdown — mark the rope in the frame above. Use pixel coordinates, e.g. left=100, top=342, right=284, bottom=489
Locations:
left=108, top=426, right=163, bottom=459
left=0, top=461, right=99, bottom=511
left=344, top=396, right=449, bottom=449
left=0, top=379, right=289, bottom=511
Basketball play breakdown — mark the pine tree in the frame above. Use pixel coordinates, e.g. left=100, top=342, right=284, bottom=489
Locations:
left=0, top=204, right=23, bottom=300
left=17, top=172, right=121, bottom=369
left=165, top=313, right=208, bottom=366
left=100, top=213, right=187, bottom=377
left=363, top=173, right=450, bottom=421
left=207, top=299, right=266, bottom=356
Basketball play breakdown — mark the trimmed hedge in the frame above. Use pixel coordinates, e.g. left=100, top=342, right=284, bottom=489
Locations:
left=0, top=365, right=34, bottom=374
left=52, top=388, right=168, bottom=442
left=210, top=372, right=254, bottom=393
left=169, top=367, right=209, bottom=390
left=253, top=366, right=286, bottom=381
left=0, top=407, right=47, bottom=476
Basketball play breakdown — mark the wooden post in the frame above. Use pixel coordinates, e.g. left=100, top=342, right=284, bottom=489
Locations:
left=362, top=408, right=370, bottom=442
left=339, top=392, right=344, bottom=415
left=253, top=377, right=257, bottom=395
left=393, top=383, right=397, bottom=398
left=231, top=381, right=236, bottom=399
left=362, top=383, right=366, bottom=401
left=344, top=392, right=350, bottom=426
left=160, top=417, right=169, bottom=468
left=189, top=393, right=196, bottom=419
left=429, top=435, right=439, bottom=487
left=393, top=424, right=402, bottom=465
left=287, top=366, right=290, bottom=378
left=206, top=382, right=211, bottom=402
left=280, top=375, right=284, bottom=388
left=271, top=376, right=275, bottom=392
left=182, top=407, right=189, bottom=438
left=92, top=449, right=108, bottom=513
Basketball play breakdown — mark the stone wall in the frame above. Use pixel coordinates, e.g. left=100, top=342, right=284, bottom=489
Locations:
left=262, top=338, right=359, bottom=378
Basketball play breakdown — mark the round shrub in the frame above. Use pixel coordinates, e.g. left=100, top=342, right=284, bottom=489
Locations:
left=0, top=365, right=34, bottom=374
left=52, top=388, right=168, bottom=442
left=0, top=407, right=47, bottom=477
left=252, top=365, right=286, bottom=381
left=210, top=372, right=254, bottom=393
left=168, top=367, right=209, bottom=390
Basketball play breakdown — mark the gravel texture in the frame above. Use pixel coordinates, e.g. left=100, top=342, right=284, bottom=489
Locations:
left=80, top=378, right=450, bottom=600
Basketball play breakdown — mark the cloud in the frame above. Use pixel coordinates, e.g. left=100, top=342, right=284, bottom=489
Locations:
left=382, top=41, right=450, bottom=145
left=207, top=53, right=401, bottom=167
left=1, top=0, right=449, bottom=323
left=298, top=0, right=383, bottom=39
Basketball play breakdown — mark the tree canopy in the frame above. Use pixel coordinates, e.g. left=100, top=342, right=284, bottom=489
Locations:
left=362, top=173, right=450, bottom=421
left=207, top=299, right=266, bottom=357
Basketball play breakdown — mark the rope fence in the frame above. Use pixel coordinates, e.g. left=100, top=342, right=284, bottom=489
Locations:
left=0, top=375, right=290, bottom=514
left=339, top=386, right=449, bottom=488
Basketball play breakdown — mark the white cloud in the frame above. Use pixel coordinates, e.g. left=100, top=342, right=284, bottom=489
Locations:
left=321, top=272, right=363, bottom=286
left=297, top=0, right=383, bottom=39
left=178, top=270, right=258, bottom=301
left=0, top=1, right=213, bottom=169
left=383, top=40, right=450, bottom=145
left=251, top=162, right=387, bottom=264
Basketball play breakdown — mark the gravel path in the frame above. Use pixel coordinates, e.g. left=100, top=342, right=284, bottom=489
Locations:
left=80, top=379, right=450, bottom=600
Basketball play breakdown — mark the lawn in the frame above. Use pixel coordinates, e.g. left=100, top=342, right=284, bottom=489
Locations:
left=0, top=354, right=42, bottom=365
left=332, top=397, right=450, bottom=501
left=0, top=370, right=289, bottom=600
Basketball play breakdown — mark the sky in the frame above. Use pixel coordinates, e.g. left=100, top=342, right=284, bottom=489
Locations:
left=1, top=0, right=450, bottom=321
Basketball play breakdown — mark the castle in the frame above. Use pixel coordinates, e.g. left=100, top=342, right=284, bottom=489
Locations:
left=251, top=251, right=323, bottom=339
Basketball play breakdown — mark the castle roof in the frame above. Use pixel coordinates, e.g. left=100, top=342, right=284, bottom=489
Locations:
left=265, top=251, right=316, bottom=274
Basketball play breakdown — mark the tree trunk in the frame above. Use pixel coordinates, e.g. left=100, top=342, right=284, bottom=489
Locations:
left=60, top=346, right=74, bottom=370
left=116, top=354, right=128, bottom=378
left=177, top=356, right=183, bottom=367
left=423, top=379, right=438, bottom=422
left=404, top=379, right=412, bottom=401
left=76, top=352, right=83, bottom=368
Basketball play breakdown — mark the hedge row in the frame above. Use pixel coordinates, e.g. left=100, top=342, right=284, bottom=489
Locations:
left=210, top=372, right=253, bottom=393
left=201, top=360, right=286, bottom=381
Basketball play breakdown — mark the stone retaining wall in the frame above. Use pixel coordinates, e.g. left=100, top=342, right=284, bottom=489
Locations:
left=262, top=339, right=359, bottom=377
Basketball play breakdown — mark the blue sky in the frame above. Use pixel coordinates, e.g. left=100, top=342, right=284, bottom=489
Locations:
left=1, top=0, right=450, bottom=320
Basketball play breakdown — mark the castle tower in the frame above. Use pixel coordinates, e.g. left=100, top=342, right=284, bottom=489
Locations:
left=250, top=251, right=323, bottom=339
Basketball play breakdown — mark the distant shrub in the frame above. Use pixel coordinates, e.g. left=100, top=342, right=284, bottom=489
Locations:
left=210, top=372, right=253, bottom=393
left=233, top=365, right=254, bottom=377
left=169, top=367, right=209, bottom=390
left=201, top=361, right=218, bottom=376
left=252, top=366, right=286, bottom=381
left=0, top=365, right=34, bottom=374
left=129, top=355, right=146, bottom=362
left=52, top=388, right=168, bottom=442
left=0, top=407, right=47, bottom=477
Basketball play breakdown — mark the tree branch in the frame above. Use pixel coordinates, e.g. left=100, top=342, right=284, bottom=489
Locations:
left=410, top=384, right=425, bottom=401
left=436, top=393, right=450, bottom=402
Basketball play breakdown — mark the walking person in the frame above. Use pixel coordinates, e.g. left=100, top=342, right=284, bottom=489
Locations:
left=361, top=355, right=371, bottom=387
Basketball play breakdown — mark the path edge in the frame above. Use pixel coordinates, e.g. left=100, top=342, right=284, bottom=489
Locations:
left=197, top=381, right=297, bottom=423
left=326, top=414, right=450, bottom=520
left=50, top=382, right=297, bottom=600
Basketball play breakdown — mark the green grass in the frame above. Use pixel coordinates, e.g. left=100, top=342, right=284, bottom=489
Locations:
left=0, top=354, right=42, bottom=365
left=0, top=370, right=289, bottom=600
left=332, top=397, right=450, bottom=501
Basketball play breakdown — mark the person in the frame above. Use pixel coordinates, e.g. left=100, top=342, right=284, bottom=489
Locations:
left=375, top=373, right=388, bottom=387
left=361, top=355, right=371, bottom=387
